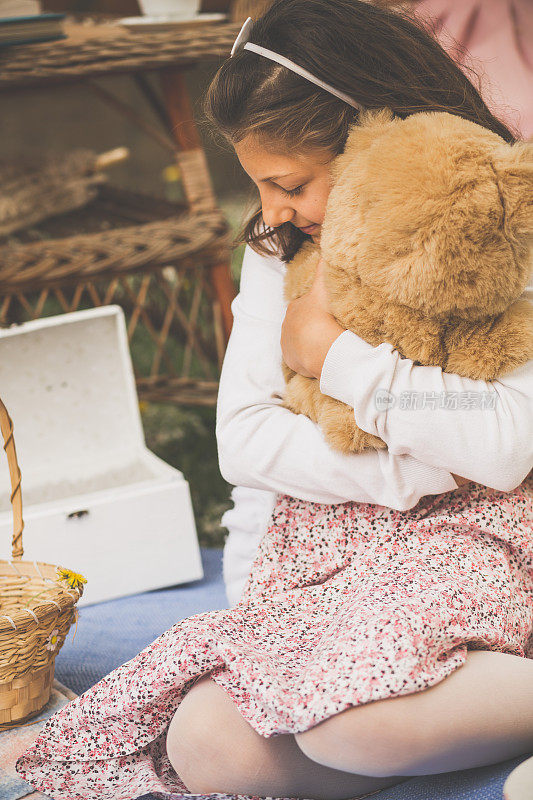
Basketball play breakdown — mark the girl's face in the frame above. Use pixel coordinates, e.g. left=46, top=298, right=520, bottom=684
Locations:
left=234, top=135, right=334, bottom=244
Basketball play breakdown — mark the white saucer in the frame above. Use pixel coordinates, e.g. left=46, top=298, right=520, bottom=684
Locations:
left=118, top=13, right=227, bottom=32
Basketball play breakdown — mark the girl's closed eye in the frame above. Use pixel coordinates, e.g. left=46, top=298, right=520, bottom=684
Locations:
left=281, top=185, right=305, bottom=197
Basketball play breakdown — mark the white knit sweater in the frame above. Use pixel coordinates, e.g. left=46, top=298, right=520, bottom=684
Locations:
left=216, top=244, right=533, bottom=607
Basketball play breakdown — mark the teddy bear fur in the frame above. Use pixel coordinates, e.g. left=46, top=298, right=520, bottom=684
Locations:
left=282, top=108, right=533, bottom=454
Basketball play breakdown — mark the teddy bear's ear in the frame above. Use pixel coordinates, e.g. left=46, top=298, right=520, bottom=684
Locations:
left=331, top=107, right=397, bottom=183
left=493, top=140, right=533, bottom=241
left=344, top=107, right=396, bottom=151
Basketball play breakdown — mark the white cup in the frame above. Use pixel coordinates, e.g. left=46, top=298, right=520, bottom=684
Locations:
left=138, top=0, right=201, bottom=17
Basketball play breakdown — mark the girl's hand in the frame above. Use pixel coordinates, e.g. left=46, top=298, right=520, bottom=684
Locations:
left=281, top=256, right=345, bottom=379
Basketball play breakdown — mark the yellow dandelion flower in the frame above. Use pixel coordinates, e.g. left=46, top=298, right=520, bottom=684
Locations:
left=57, top=567, right=87, bottom=591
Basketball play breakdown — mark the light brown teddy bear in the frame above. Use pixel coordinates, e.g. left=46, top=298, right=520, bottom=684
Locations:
left=282, top=108, right=533, bottom=454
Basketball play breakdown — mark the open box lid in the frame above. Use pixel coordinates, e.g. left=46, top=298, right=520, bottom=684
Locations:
left=0, top=306, right=161, bottom=510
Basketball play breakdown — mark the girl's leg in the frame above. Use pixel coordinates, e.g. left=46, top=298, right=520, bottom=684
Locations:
left=294, top=650, right=533, bottom=777
left=166, top=675, right=409, bottom=800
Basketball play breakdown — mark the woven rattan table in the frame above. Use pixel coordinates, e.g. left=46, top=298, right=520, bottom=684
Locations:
left=0, top=18, right=243, bottom=406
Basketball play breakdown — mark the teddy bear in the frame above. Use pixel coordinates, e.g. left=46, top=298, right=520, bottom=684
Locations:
left=282, top=108, right=533, bottom=454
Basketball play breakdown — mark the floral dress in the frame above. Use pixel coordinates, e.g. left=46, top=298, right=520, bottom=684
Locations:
left=16, top=475, right=533, bottom=800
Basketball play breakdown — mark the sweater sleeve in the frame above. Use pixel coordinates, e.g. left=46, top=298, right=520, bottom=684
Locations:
left=216, top=244, right=458, bottom=510
left=319, top=286, right=533, bottom=493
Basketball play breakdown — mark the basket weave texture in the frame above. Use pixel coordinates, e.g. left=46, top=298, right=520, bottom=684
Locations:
left=0, top=399, right=84, bottom=729
left=0, top=21, right=240, bottom=87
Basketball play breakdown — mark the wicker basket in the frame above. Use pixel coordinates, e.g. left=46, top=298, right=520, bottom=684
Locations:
left=0, top=398, right=85, bottom=729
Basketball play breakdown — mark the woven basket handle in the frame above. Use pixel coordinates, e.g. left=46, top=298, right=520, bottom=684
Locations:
left=0, top=399, right=24, bottom=559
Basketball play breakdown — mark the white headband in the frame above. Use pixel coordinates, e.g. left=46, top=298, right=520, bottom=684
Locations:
left=230, top=16, right=363, bottom=111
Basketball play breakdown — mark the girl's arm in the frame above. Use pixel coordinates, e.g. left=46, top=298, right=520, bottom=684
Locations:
left=319, top=295, right=533, bottom=493
left=216, top=245, right=458, bottom=510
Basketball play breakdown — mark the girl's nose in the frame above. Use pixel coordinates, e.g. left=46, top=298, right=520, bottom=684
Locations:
left=261, top=198, right=295, bottom=229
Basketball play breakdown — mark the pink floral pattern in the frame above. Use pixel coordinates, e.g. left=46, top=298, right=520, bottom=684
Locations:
left=16, top=476, right=533, bottom=800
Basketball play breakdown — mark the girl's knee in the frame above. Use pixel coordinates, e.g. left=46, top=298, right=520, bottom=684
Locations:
left=166, top=677, right=220, bottom=792
left=165, top=675, right=269, bottom=794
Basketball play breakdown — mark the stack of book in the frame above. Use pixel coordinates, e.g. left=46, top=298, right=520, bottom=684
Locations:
left=0, top=1, right=65, bottom=47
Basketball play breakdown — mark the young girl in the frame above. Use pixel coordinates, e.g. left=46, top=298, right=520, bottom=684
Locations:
left=16, top=2, right=533, bottom=799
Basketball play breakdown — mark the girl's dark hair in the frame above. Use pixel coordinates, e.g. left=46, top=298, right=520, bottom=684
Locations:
left=201, top=0, right=519, bottom=262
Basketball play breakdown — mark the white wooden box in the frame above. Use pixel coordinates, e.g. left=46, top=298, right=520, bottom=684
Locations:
left=0, top=305, right=203, bottom=606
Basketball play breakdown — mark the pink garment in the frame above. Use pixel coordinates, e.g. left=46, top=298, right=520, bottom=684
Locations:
left=413, top=0, right=533, bottom=138
left=15, top=475, right=533, bottom=800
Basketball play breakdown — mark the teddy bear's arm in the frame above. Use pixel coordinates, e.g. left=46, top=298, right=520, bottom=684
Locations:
left=444, top=298, right=533, bottom=380
left=328, top=281, right=447, bottom=370
left=281, top=368, right=322, bottom=422
left=282, top=369, right=386, bottom=454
